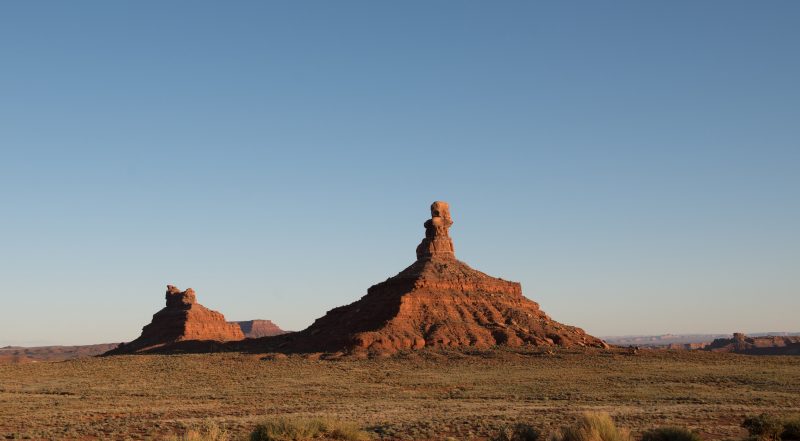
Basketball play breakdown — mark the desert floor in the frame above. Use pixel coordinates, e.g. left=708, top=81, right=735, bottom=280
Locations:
left=1, top=349, right=798, bottom=440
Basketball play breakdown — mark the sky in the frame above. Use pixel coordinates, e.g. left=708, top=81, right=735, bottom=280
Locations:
left=1, top=1, right=798, bottom=346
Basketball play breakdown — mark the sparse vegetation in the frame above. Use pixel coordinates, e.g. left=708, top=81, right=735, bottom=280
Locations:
left=492, top=422, right=541, bottom=441
left=0, top=350, right=798, bottom=440
left=169, top=420, right=230, bottom=441
left=781, top=415, right=800, bottom=440
left=641, top=427, right=702, bottom=441
left=552, top=412, right=632, bottom=441
left=742, top=414, right=800, bottom=441
left=249, top=417, right=370, bottom=441
left=743, top=415, right=787, bottom=441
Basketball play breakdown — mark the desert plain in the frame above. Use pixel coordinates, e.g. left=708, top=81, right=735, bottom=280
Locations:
left=1, top=348, right=798, bottom=440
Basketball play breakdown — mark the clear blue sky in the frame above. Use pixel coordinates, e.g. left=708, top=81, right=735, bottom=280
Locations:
left=1, top=2, right=798, bottom=346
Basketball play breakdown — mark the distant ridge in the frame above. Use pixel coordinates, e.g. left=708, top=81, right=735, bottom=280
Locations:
left=0, top=343, right=118, bottom=364
left=604, top=332, right=800, bottom=348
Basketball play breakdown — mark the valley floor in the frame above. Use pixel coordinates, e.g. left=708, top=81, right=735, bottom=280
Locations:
left=0, top=349, right=798, bottom=440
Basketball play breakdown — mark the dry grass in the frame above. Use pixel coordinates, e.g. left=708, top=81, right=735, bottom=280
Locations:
left=249, top=417, right=371, bottom=441
left=0, top=348, right=798, bottom=440
left=168, top=420, right=230, bottom=441
left=552, top=413, right=632, bottom=441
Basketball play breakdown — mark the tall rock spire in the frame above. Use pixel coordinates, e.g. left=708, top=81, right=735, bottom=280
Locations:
left=416, top=201, right=455, bottom=260
left=261, top=200, right=608, bottom=355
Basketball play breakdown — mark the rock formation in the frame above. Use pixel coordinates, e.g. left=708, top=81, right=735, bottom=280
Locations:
left=415, top=201, right=456, bottom=260
left=666, top=342, right=709, bottom=351
left=105, top=285, right=244, bottom=355
left=234, top=320, right=287, bottom=338
left=704, top=333, right=800, bottom=355
left=274, top=201, right=607, bottom=355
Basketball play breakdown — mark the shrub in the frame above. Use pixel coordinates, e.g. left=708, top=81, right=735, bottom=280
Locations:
left=781, top=415, right=800, bottom=441
left=743, top=415, right=785, bottom=441
left=170, top=421, right=229, bottom=441
left=552, top=412, right=632, bottom=441
left=641, top=427, right=702, bottom=441
left=249, top=417, right=371, bottom=441
left=492, top=423, right=541, bottom=441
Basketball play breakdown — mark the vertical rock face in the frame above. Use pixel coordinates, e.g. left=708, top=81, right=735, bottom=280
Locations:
left=415, top=201, right=456, bottom=260
left=166, top=285, right=196, bottom=307
left=105, top=285, right=244, bottom=354
left=276, top=201, right=607, bottom=355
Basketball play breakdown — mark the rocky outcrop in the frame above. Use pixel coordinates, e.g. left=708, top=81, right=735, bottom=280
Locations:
left=234, top=320, right=286, bottom=338
left=271, top=201, right=607, bottom=355
left=105, top=285, right=244, bottom=355
left=704, top=333, right=800, bottom=355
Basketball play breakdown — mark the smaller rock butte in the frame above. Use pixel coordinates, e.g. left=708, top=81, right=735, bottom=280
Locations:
left=105, top=285, right=244, bottom=355
left=269, top=201, right=607, bottom=355
left=234, top=320, right=286, bottom=338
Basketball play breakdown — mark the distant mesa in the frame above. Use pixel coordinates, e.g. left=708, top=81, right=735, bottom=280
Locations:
left=234, top=320, right=287, bottom=338
left=268, top=201, right=608, bottom=355
left=667, top=342, right=709, bottom=351
left=602, top=334, right=728, bottom=348
left=704, top=332, right=800, bottom=355
left=105, top=285, right=245, bottom=355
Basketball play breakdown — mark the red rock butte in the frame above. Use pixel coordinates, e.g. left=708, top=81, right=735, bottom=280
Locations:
left=234, top=320, right=287, bottom=338
left=105, top=285, right=244, bottom=355
left=275, top=201, right=607, bottom=355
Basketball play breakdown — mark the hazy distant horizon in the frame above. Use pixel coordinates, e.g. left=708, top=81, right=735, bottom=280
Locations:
left=5, top=330, right=800, bottom=349
left=2, top=1, right=798, bottom=346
